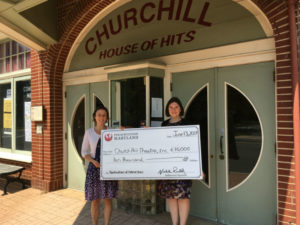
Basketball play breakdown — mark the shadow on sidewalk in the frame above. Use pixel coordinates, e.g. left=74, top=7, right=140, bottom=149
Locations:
left=72, top=201, right=171, bottom=225
left=72, top=201, right=214, bottom=225
left=0, top=179, right=28, bottom=196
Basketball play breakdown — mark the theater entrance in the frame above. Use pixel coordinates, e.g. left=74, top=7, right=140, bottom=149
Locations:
left=172, top=62, right=276, bottom=225
left=66, top=68, right=166, bottom=214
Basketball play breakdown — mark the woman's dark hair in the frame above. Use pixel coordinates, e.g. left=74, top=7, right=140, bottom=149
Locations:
left=165, top=97, right=184, bottom=117
left=93, top=106, right=109, bottom=123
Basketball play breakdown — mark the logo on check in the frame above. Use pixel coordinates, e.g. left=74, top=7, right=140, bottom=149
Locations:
left=104, top=133, right=113, bottom=142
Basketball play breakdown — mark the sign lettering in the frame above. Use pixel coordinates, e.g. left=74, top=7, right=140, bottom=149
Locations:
left=85, top=0, right=212, bottom=57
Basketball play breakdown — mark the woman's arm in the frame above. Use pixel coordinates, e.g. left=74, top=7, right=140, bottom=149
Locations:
left=81, top=130, right=100, bottom=168
left=84, top=154, right=100, bottom=168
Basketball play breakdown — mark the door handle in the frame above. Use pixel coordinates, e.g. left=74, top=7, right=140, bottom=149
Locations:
left=219, top=136, right=225, bottom=160
left=220, top=135, right=224, bottom=154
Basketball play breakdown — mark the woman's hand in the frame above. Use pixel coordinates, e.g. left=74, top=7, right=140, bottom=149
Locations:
left=84, top=155, right=101, bottom=168
left=92, top=160, right=100, bottom=168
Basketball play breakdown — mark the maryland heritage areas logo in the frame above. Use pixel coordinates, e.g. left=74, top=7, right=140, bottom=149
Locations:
left=104, top=132, right=139, bottom=142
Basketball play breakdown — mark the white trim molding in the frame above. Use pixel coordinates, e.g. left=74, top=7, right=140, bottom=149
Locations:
left=164, top=38, right=275, bottom=73
left=233, top=0, right=273, bottom=37
left=0, top=152, right=32, bottom=163
left=0, top=16, right=53, bottom=51
left=63, top=67, right=107, bottom=86
left=13, top=0, right=48, bottom=13
left=0, top=69, right=31, bottom=80
left=63, top=38, right=275, bottom=84
left=104, top=62, right=166, bottom=74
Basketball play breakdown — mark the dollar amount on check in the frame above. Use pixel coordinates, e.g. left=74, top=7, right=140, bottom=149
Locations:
left=100, top=125, right=202, bottom=180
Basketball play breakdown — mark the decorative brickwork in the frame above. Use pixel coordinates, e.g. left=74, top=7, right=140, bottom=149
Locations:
left=29, top=0, right=298, bottom=224
left=57, top=0, right=92, bottom=37
left=253, top=1, right=297, bottom=224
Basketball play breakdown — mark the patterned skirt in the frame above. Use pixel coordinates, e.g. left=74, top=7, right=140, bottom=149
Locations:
left=158, top=180, right=192, bottom=199
left=85, top=162, right=118, bottom=201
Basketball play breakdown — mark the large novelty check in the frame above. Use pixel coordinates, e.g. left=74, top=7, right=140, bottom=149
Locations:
left=100, top=125, right=202, bottom=180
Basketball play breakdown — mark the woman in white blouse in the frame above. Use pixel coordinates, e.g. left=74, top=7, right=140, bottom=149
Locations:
left=81, top=106, right=118, bottom=225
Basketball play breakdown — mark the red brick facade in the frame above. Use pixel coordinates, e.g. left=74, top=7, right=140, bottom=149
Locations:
left=30, top=0, right=116, bottom=191
left=30, top=48, right=64, bottom=191
left=22, top=0, right=299, bottom=224
left=264, top=1, right=296, bottom=224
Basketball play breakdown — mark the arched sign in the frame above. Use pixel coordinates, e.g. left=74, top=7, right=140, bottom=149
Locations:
left=70, top=0, right=267, bottom=71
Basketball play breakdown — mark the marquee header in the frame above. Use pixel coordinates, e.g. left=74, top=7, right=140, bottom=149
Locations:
left=85, top=0, right=211, bottom=55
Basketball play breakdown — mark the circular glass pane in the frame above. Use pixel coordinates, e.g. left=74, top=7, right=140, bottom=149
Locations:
left=185, top=87, right=209, bottom=185
left=227, top=85, right=262, bottom=189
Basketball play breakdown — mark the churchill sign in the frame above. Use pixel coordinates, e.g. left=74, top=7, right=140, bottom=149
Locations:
left=70, top=0, right=265, bottom=71
left=100, top=125, right=202, bottom=180
left=85, top=0, right=211, bottom=56
left=70, top=0, right=215, bottom=70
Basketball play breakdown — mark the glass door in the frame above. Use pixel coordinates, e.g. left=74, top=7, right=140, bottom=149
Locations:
left=66, top=82, right=108, bottom=190
left=172, top=62, right=276, bottom=225
left=216, top=63, right=276, bottom=225
left=173, top=68, right=217, bottom=221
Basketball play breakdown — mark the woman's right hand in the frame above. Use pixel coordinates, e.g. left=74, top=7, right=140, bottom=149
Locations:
left=84, top=155, right=101, bottom=168
left=92, top=160, right=100, bottom=168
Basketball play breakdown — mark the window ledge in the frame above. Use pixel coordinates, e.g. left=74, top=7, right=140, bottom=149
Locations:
left=0, top=152, right=32, bottom=163
left=0, top=68, right=30, bottom=80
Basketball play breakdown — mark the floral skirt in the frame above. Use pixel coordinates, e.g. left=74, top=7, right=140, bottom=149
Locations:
left=158, top=180, right=192, bottom=199
left=85, top=162, right=118, bottom=201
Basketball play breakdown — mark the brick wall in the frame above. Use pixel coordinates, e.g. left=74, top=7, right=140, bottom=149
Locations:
left=30, top=0, right=115, bottom=192
left=30, top=47, right=64, bottom=191
left=57, top=0, right=91, bottom=37
left=252, top=0, right=297, bottom=224
left=29, top=0, right=297, bottom=224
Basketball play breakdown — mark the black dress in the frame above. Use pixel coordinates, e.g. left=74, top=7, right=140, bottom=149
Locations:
left=157, top=119, right=193, bottom=199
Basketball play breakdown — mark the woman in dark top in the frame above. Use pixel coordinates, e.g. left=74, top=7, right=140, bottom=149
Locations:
left=158, top=97, right=192, bottom=225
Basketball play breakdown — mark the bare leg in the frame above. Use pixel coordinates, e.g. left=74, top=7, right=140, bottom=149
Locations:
left=168, top=198, right=179, bottom=225
left=104, top=198, right=113, bottom=225
left=178, top=199, right=190, bottom=225
left=91, top=198, right=101, bottom=225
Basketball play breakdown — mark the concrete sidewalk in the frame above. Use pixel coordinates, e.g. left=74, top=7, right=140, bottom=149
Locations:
left=0, top=184, right=215, bottom=225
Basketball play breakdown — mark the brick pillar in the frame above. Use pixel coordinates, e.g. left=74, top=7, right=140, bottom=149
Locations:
left=29, top=0, right=114, bottom=193
left=260, top=1, right=297, bottom=224
left=30, top=48, right=64, bottom=192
